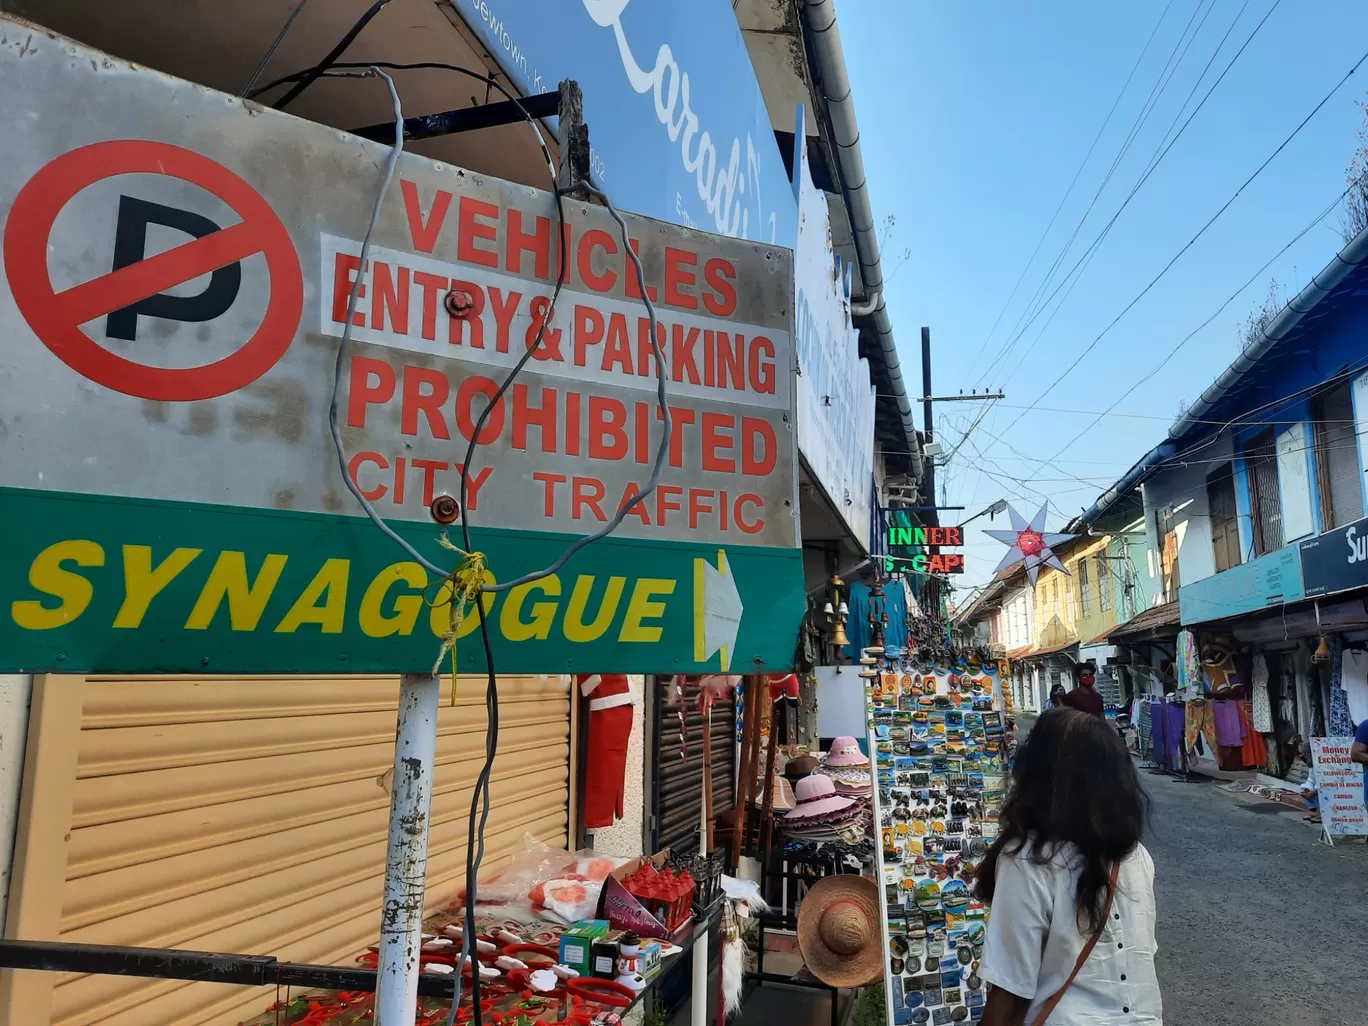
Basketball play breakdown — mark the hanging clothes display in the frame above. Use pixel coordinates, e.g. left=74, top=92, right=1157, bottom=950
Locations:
left=1251, top=653, right=1273, bottom=733
left=1237, top=701, right=1268, bottom=769
left=1185, top=699, right=1218, bottom=756
left=1212, top=701, right=1245, bottom=747
left=1139, top=701, right=1153, bottom=758
left=1333, top=637, right=1363, bottom=736
left=840, top=581, right=910, bottom=659
left=1165, top=703, right=1187, bottom=768
left=1177, top=629, right=1205, bottom=695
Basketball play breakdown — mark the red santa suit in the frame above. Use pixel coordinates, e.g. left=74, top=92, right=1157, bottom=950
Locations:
left=578, top=673, right=634, bottom=829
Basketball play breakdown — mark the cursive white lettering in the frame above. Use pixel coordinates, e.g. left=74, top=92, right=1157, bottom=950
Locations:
left=582, top=0, right=768, bottom=240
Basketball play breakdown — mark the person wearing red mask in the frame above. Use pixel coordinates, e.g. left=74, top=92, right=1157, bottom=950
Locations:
left=1061, top=662, right=1105, bottom=719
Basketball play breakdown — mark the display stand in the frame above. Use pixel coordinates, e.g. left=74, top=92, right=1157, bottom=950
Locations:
left=866, top=648, right=1003, bottom=1026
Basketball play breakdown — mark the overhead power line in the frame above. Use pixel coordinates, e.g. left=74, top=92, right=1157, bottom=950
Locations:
left=997, top=37, right=1367, bottom=438
left=1045, top=173, right=1364, bottom=463
left=986, top=0, right=1283, bottom=385
left=964, top=0, right=1179, bottom=383
left=983, top=0, right=1245, bottom=382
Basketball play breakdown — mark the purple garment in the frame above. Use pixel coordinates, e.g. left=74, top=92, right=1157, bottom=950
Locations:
left=1148, top=700, right=1168, bottom=766
left=1165, top=704, right=1186, bottom=766
left=1212, top=700, right=1244, bottom=747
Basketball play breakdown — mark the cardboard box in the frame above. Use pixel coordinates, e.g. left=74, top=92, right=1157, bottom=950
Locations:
left=640, top=939, right=662, bottom=979
left=557, top=919, right=608, bottom=976
left=595, top=852, right=692, bottom=941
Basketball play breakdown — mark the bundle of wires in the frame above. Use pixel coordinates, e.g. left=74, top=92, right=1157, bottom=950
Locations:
left=250, top=7, right=674, bottom=1024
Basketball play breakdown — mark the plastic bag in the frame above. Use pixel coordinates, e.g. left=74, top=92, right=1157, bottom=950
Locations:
left=447, top=834, right=628, bottom=925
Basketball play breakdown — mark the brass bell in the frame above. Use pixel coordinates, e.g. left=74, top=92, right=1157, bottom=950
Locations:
left=832, top=622, right=851, bottom=648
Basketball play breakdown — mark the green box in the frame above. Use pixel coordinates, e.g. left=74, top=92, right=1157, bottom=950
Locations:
left=558, top=919, right=609, bottom=976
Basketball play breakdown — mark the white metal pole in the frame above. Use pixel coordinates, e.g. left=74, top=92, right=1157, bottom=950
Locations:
left=692, top=927, right=709, bottom=1026
left=692, top=725, right=710, bottom=1026
left=376, top=672, right=441, bottom=1026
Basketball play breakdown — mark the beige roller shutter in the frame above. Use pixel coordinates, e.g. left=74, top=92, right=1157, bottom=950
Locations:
left=32, top=673, right=568, bottom=1026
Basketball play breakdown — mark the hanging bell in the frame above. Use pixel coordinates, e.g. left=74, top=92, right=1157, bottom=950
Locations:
left=832, top=621, right=851, bottom=648
left=1313, top=633, right=1331, bottom=664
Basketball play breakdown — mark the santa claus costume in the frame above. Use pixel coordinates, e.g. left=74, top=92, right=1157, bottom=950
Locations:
left=578, top=673, right=635, bottom=829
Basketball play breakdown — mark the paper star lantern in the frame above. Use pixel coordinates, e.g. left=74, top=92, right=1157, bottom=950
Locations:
left=983, top=503, right=1076, bottom=585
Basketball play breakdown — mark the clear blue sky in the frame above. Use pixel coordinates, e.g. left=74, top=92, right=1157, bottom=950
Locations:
left=840, top=0, right=1368, bottom=594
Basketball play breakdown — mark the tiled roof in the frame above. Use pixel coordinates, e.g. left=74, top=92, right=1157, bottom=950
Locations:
left=1108, top=600, right=1181, bottom=641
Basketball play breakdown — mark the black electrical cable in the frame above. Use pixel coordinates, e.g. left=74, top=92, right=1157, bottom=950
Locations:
left=250, top=60, right=518, bottom=103
left=302, top=55, right=672, bottom=1025
left=985, top=0, right=1219, bottom=378
left=996, top=0, right=1282, bottom=387
left=1044, top=173, right=1366, bottom=467
left=272, top=0, right=392, bottom=109
left=241, top=0, right=310, bottom=97
left=998, top=38, right=1367, bottom=441
left=987, top=0, right=1283, bottom=384
left=964, top=0, right=1178, bottom=385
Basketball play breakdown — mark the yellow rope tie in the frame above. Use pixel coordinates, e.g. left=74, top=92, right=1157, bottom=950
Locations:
left=431, top=533, right=488, bottom=705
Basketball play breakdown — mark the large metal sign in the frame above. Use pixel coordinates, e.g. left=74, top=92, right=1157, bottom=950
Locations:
left=791, top=125, right=877, bottom=550
left=0, top=26, right=803, bottom=674
left=1300, top=515, right=1368, bottom=599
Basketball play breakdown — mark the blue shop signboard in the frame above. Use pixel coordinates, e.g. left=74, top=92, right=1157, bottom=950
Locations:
left=1300, top=516, right=1368, bottom=598
left=452, top=0, right=798, bottom=250
left=1179, top=546, right=1304, bottom=624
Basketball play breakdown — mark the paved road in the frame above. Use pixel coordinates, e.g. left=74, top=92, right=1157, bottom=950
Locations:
left=1144, top=771, right=1368, bottom=1026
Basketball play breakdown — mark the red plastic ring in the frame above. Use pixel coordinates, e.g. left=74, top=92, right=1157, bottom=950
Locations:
left=565, top=977, right=635, bottom=1008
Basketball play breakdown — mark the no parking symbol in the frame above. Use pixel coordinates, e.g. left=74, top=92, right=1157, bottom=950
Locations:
left=2, top=139, right=303, bottom=401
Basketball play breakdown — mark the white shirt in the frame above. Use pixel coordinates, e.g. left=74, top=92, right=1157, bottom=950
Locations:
left=980, top=842, right=1162, bottom=1025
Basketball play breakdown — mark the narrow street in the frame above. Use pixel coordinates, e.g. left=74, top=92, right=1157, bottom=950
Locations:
left=1145, top=771, right=1368, bottom=1026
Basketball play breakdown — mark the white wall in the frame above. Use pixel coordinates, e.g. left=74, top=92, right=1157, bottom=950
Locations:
left=1001, top=586, right=1033, bottom=651
left=816, top=664, right=867, bottom=740
left=1143, top=435, right=1234, bottom=590
left=0, top=675, right=33, bottom=930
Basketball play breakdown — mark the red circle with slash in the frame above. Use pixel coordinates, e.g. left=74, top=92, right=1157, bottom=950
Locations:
left=3, top=139, right=303, bottom=401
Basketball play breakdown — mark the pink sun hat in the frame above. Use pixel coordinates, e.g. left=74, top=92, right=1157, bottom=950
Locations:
left=822, top=736, right=869, bottom=768
left=784, top=774, right=858, bottom=820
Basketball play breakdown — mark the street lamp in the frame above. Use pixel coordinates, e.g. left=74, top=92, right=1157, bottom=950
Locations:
left=957, top=498, right=1008, bottom=529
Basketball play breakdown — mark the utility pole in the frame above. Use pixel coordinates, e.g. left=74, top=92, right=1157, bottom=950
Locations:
left=922, top=326, right=935, bottom=521
left=917, top=324, right=1006, bottom=518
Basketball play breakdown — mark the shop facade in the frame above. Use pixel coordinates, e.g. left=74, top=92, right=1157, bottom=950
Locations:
left=1060, top=219, right=1368, bottom=802
left=0, top=5, right=847, bottom=1024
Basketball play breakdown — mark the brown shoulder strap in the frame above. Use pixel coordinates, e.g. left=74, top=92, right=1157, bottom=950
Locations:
left=1030, top=861, right=1122, bottom=1026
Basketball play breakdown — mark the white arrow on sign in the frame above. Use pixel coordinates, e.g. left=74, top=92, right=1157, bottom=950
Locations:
left=693, top=549, right=743, bottom=671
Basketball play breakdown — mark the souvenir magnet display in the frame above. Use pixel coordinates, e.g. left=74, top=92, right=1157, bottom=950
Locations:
left=868, top=645, right=1006, bottom=1026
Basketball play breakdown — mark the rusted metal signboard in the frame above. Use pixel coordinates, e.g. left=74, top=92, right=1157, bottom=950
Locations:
left=0, top=24, right=803, bottom=674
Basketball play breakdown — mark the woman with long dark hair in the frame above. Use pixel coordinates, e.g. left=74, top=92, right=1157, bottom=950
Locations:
left=975, top=707, right=1160, bottom=1025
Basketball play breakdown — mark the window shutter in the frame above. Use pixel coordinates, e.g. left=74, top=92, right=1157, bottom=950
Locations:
left=1246, top=430, right=1283, bottom=555
left=1315, top=382, right=1364, bottom=529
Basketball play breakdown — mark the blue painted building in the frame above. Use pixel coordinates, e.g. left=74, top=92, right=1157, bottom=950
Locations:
left=1073, top=227, right=1368, bottom=769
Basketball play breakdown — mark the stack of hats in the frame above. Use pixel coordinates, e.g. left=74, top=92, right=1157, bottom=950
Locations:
left=817, top=736, right=872, bottom=797
left=780, top=774, right=870, bottom=843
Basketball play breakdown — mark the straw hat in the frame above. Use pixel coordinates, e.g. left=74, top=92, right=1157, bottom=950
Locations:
left=797, top=875, right=883, bottom=988
left=822, top=736, right=869, bottom=769
left=783, top=774, right=857, bottom=820
left=784, top=754, right=821, bottom=782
